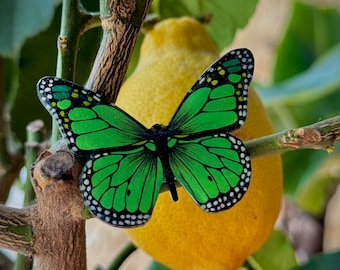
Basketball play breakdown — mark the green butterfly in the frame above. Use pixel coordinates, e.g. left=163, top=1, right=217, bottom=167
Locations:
left=37, top=48, right=253, bottom=228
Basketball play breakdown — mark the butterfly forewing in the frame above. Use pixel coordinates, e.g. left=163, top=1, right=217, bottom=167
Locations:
left=36, top=77, right=148, bottom=155
left=168, top=48, right=254, bottom=136
left=80, top=146, right=164, bottom=227
left=169, top=134, right=251, bottom=211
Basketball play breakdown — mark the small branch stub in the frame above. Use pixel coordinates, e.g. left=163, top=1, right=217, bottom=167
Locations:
left=280, top=128, right=323, bottom=149
left=279, top=119, right=340, bottom=153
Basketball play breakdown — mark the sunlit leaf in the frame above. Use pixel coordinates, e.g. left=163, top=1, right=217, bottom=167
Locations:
left=153, top=0, right=258, bottom=50
left=273, top=1, right=340, bottom=82
left=246, top=230, right=297, bottom=270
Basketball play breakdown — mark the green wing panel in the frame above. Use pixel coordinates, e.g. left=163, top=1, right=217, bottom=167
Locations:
left=80, top=145, right=164, bottom=227
left=36, top=77, right=148, bottom=155
left=169, top=133, right=251, bottom=212
left=168, top=48, right=254, bottom=136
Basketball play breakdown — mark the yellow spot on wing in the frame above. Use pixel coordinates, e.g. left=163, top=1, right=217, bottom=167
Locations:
left=211, top=80, right=218, bottom=86
left=133, top=140, right=147, bottom=146
left=175, top=134, right=188, bottom=138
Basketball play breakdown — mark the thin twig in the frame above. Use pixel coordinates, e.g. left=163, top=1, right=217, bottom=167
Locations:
left=107, top=242, right=137, bottom=270
left=14, top=120, right=45, bottom=270
left=245, top=115, right=340, bottom=158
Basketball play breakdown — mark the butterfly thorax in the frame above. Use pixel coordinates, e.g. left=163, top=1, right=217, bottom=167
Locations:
left=147, top=124, right=177, bottom=149
left=147, top=124, right=178, bottom=201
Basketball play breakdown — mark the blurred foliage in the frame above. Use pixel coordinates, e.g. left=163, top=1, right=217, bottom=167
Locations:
left=1, top=0, right=340, bottom=269
left=152, top=0, right=258, bottom=50
left=247, top=230, right=297, bottom=270
left=257, top=44, right=340, bottom=197
left=0, top=0, right=61, bottom=58
left=257, top=1, right=340, bottom=218
left=2, top=1, right=100, bottom=142
left=147, top=260, right=171, bottom=270
left=273, top=1, right=340, bottom=82
left=293, top=250, right=340, bottom=270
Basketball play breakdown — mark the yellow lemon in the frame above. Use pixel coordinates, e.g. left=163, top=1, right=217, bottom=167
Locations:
left=116, top=17, right=282, bottom=270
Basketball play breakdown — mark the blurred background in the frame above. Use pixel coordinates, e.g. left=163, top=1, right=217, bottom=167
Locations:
left=1, top=0, right=340, bottom=269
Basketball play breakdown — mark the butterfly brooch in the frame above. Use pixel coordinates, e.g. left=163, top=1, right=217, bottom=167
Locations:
left=37, top=48, right=254, bottom=228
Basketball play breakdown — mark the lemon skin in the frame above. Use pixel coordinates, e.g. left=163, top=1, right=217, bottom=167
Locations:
left=117, top=17, right=283, bottom=270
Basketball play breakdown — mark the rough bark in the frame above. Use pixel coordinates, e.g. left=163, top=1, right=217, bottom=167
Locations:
left=87, top=0, right=153, bottom=102
left=31, top=148, right=86, bottom=270
left=0, top=205, right=32, bottom=256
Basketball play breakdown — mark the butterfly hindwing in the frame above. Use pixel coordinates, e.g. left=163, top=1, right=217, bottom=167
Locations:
left=80, top=145, right=164, bottom=227
left=168, top=48, right=254, bottom=136
left=169, top=133, right=251, bottom=211
left=37, top=77, right=148, bottom=155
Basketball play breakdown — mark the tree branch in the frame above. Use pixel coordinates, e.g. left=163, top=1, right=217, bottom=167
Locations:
left=0, top=205, right=32, bottom=256
left=86, top=0, right=153, bottom=102
left=30, top=148, right=86, bottom=270
left=246, top=115, right=340, bottom=158
left=14, top=120, right=45, bottom=270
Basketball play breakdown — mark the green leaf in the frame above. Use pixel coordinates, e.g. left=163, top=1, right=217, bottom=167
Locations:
left=153, top=0, right=258, bottom=50
left=281, top=150, right=330, bottom=197
left=0, top=0, right=60, bottom=57
left=273, top=1, right=340, bottom=82
left=257, top=44, right=340, bottom=108
left=147, top=260, right=171, bottom=270
left=293, top=251, right=340, bottom=270
left=295, top=155, right=340, bottom=216
left=246, top=230, right=297, bottom=270
left=10, top=4, right=100, bottom=142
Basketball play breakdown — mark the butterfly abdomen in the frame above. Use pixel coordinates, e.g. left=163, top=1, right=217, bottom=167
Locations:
left=147, top=124, right=179, bottom=201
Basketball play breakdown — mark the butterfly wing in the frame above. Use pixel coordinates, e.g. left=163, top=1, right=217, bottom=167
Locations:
left=80, top=144, right=164, bottom=227
left=166, top=49, right=253, bottom=211
left=169, top=133, right=251, bottom=211
left=37, top=77, right=163, bottom=227
left=168, top=48, right=254, bottom=136
left=36, top=76, right=148, bottom=155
